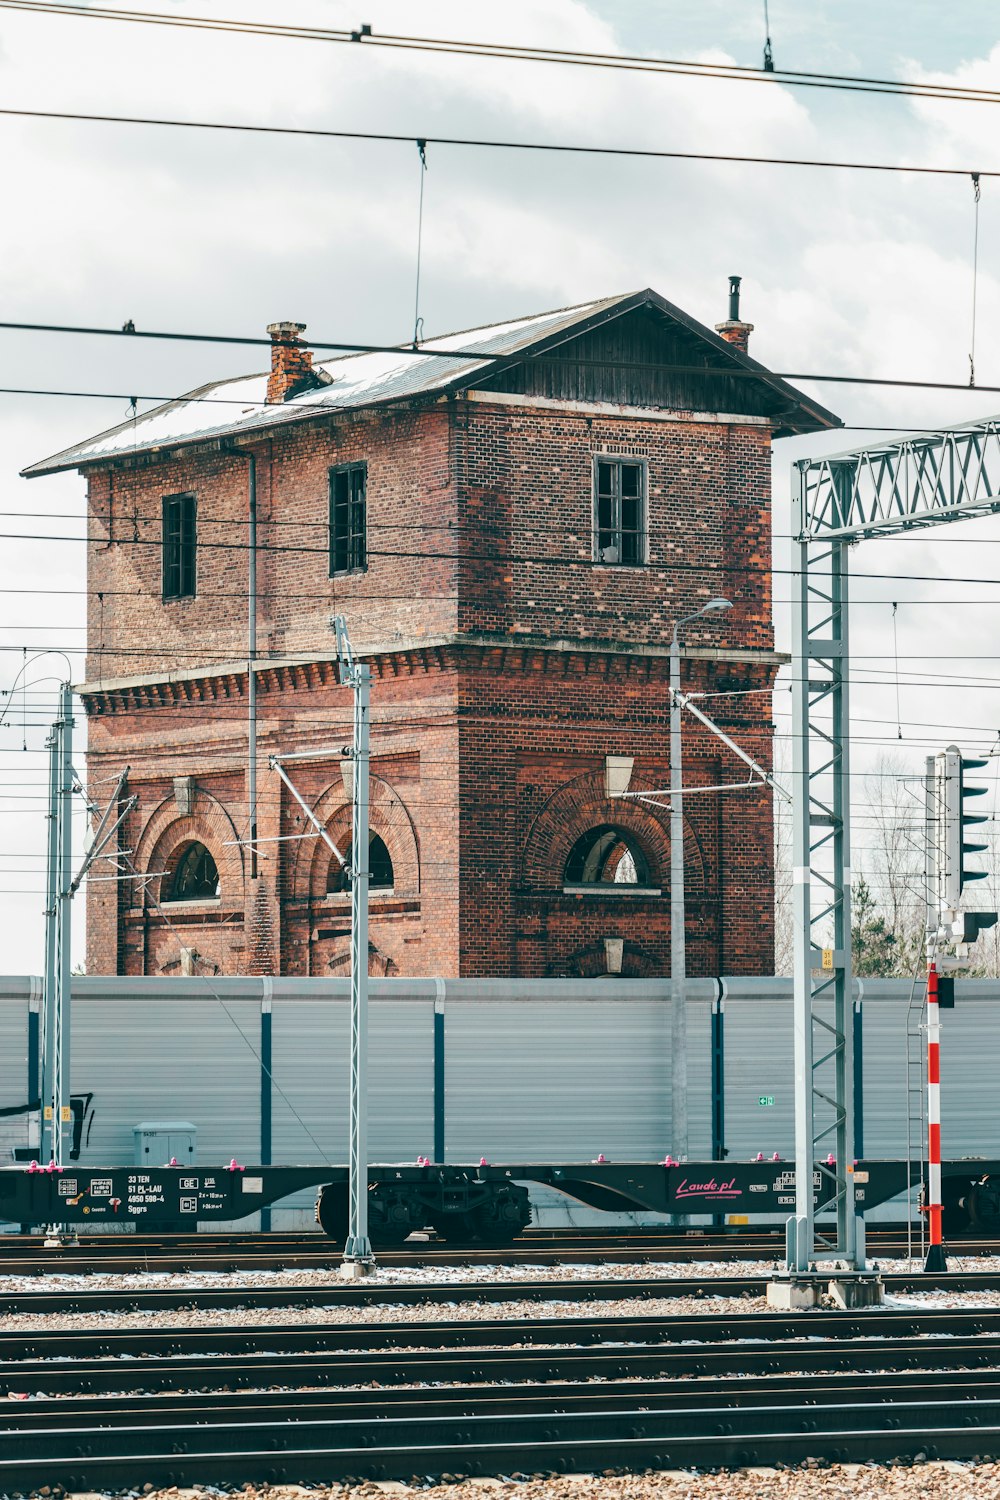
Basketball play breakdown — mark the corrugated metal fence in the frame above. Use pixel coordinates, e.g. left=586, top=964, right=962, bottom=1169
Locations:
left=1, top=974, right=997, bottom=1226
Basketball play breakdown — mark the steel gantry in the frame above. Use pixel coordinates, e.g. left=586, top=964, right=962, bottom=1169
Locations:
left=789, top=418, right=1000, bottom=1276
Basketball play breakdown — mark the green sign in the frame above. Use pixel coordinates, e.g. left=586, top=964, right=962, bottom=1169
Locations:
left=758, top=1095, right=775, bottom=1107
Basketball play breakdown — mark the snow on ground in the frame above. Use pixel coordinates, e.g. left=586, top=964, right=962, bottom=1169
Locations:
left=0, top=1291, right=769, bottom=1333
left=1, top=1250, right=995, bottom=1294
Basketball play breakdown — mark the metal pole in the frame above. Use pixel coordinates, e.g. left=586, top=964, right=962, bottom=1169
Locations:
left=343, top=661, right=373, bottom=1268
left=832, top=540, right=858, bottom=1266
left=55, top=681, right=74, bottom=1168
left=40, top=720, right=59, bottom=1164
left=924, top=962, right=947, bottom=1271
left=789, top=468, right=815, bottom=1272
left=669, top=629, right=687, bottom=1161
left=247, top=452, right=258, bottom=881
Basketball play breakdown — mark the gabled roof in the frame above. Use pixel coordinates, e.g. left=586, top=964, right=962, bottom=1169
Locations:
left=23, top=289, right=840, bottom=477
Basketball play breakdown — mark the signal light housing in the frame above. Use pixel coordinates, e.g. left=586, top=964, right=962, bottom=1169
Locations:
left=941, top=744, right=991, bottom=908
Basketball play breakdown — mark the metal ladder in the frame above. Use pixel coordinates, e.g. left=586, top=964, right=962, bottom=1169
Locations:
left=903, top=972, right=927, bottom=1264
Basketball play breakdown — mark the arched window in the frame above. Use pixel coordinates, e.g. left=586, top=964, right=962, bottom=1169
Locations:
left=564, top=825, right=651, bottom=887
left=167, top=841, right=220, bottom=901
left=327, top=833, right=395, bottom=894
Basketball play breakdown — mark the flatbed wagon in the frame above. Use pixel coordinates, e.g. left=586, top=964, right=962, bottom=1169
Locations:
left=4, top=1156, right=998, bottom=1243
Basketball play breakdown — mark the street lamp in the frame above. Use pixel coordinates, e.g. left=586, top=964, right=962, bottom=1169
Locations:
left=670, top=598, right=731, bottom=1161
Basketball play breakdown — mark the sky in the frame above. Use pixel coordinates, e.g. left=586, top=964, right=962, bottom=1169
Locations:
left=2, top=0, right=1000, bottom=972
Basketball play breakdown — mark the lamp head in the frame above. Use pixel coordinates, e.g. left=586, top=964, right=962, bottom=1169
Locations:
left=702, top=597, right=732, bottom=614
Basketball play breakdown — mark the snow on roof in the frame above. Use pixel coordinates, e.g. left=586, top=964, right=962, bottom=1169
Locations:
left=23, top=290, right=840, bottom=477
left=23, top=297, right=612, bottom=477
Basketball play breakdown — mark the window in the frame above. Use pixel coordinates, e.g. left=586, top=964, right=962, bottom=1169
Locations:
left=564, top=825, right=652, bottom=887
left=167, top=842, right=220, bottom=901
left=328, top=832, right=394, bottom=894
left=329, top=463, right=367, bottom=574
left=162, top=494, right=197, bottom=600
left=594, top=458, right=645, bottom=566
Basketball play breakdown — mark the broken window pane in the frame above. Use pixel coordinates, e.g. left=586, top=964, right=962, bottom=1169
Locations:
left=593, top=458, right=645, bottom=567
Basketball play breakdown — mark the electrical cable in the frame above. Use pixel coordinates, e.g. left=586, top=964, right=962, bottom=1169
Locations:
left=12, top=527, right=1000, bottom=593
left=6, top=316, right=1000, bottom=397
left=970, top=173, right=982, bottom=389
left=3, top=3, right=1000, bottom=110
left=1, top=104, right=998, bottom=183
left=412, top=138, right=427, bottom=349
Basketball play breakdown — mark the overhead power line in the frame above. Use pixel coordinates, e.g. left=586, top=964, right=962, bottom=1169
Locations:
left=2, top=3, right=1000, bottom=109
left=1, top=104, right=996, bottom=182
left=15, top=527, right=1000, bottom=590
left=4, top=320, right=1000, bottom=398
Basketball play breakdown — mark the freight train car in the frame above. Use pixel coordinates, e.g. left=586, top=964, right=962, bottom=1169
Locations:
left=0, top=973, right=997, bottom=1232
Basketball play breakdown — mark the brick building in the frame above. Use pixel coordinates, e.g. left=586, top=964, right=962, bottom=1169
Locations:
left=26, top=287, right=839, bottom=980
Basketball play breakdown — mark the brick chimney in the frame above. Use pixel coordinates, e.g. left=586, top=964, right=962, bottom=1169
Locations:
left=266, top=321, right=314, bottom=403
left=714, top=274, right=754, bottom=355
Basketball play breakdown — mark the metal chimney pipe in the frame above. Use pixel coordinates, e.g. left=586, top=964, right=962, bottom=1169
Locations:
left=728, top=275, right=742, bottom=321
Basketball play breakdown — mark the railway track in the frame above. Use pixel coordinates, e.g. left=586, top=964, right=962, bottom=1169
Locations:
left=4, top=1308, right=1000, bottom=1485
left=1, top=1268, right=999, bottom=1315
left=0, top=1224, right=983, bottom=1273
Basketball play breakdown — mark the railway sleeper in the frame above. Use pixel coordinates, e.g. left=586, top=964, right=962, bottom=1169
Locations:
left=316, top=1179, right=531, bottom=1246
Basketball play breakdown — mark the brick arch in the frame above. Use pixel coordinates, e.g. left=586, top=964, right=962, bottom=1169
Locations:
left=547, top=939, right=661, bottom=979
left=290, top=775, right=420, bottom=902
left=133, top=788, right=245, bottom=907
left=521, top=769, right=706, bottom=894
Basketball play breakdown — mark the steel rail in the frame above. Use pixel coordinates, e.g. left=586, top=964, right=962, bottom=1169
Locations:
left=3, top=1394, right=1000, bottom=1487
left=8, top=1331, right=1000, bottom=1396
left=4, top=1269, right=1000, bottom=1316
left=7, top=1305, right=1000, bottom=1362
left=7, top=1367, right=1000, bottom=1431
left=0, top=1225, right=987, bottom=1275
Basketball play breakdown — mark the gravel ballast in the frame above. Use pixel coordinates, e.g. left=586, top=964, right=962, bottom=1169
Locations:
left=28, top=1464, right=1000, bottom=1498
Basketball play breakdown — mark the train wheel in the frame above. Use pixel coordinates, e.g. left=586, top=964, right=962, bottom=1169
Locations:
left=368, top=1222, right=413, bottom=1248
left=967, top=1179, right=1000, bottom=1232
left=316, top=1185, right=348, bottom=1242
left=942, top=1178, right=973, bottom=1236
left=429, top=1212, right=477, bottom=1243
left=469, top=1188, right=530, bottom=1245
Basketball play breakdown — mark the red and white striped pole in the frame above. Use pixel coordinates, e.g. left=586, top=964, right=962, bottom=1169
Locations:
left=924, top=961, right=948, bottom=1272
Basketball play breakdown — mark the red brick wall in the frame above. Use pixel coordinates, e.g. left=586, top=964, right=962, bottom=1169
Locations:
left=85, top=657, right=462, bottom=979
left=455, top=647, right=775, bottom=978
left=85, top=405, right=459, bottom=683
left=457, top=399, right=772, bottom=656
left=82, top=393, right=777, bottom=980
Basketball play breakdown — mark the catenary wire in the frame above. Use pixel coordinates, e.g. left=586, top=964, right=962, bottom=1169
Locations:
left=5, top=318, right=1000, bottom=396
left=11, top=529, right=1000, bottom=592
left=1, top=103, right=999, bottom=182
left=3, top=4, right=1000, bottom=109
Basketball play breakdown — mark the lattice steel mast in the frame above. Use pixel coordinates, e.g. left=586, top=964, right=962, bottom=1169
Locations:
left=789, top=417, right=1000, bottom=1277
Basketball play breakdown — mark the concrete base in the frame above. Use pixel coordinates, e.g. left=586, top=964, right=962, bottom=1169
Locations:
left=767, top=1272, right=884, bottom=1310
left=339, top=1258, right=376, bottom=1280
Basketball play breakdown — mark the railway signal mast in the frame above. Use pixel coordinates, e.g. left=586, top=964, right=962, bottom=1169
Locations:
left=923, top=747, right=997, bottom=1272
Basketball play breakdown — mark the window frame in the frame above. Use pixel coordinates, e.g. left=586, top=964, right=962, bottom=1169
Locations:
left=592, top=455, right=647, bottom=568
left=327, top=831, right=395, bottom=897
left=329, top=462, right=368, bottom=577
left=561, top=823, right=660, bottom=896
left=161, top=840, right=221, bottom=906
left=162, top=492, right=197, bottom=602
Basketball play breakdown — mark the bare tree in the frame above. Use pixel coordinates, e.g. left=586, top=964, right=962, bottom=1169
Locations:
left=854, top=753, right=926, bottom=977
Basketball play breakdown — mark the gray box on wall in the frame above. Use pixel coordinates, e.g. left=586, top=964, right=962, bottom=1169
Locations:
left=133, top=1121, right=197, bottom=1166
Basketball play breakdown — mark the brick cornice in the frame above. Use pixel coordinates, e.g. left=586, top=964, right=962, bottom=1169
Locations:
left=79, top=632, right=786, bottom=713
